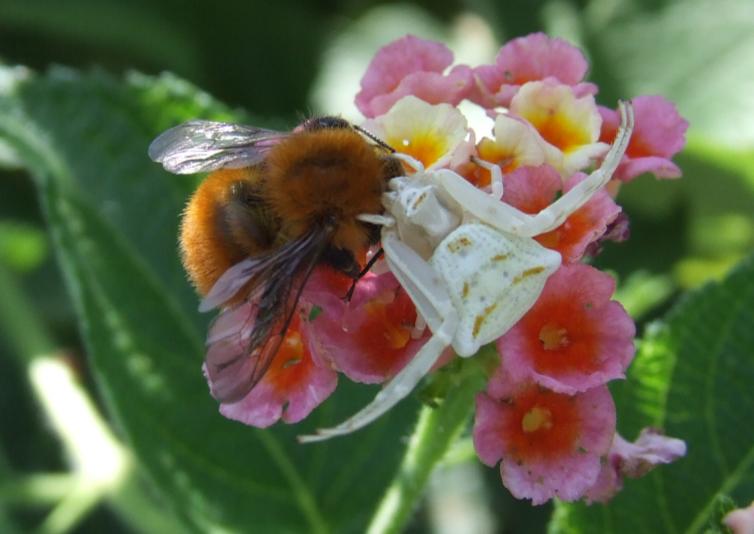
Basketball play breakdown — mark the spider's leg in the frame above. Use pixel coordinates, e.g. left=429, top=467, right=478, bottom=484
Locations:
left=472, top=156, right=504, bottom=200
left=437, top=100, right=634, bottom=237
left=298, top=231, right=458, bottom=442
left=391, top=152, right=425, bottom=173
left=511, top=100, right=635, bottom=234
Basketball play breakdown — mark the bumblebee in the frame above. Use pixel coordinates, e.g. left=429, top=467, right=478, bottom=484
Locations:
left=150, top=116, right=400, bottom=402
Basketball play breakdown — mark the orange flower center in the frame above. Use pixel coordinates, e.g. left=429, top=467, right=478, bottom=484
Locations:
left=527, top=110, right=589, bottom=153
left=351, top=289, right=418, bottom=377
left=521, top=406, right=553, bottom=433
left=538, top=322, right=570, bottom=351
left=364, top=300, right=412, bottom=350
left=389, top=132, right=447, bottom=168
left=503, top=386, right=580, bottom=461
left=522, top=297, right=601, bottom=375
left=267, top=318, right=311, bottom=392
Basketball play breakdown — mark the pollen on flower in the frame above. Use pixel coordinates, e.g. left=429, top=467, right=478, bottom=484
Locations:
left=499, top=386, right=580, bottom=460
left=538, top=322, right=569, bottom=350
left=521, top=405, right=553, bottom=433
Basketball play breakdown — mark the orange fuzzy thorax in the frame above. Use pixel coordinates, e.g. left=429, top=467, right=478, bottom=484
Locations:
left=263, top=128, right=386, bottom=254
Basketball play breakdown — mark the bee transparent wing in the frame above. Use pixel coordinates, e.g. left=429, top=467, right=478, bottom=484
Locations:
left=148, top=120, right=287, bottom=174
left=202, top=230, right=331, bottom=403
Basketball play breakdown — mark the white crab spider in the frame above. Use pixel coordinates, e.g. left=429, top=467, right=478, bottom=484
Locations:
left=299, top=101, right=634, bottom=443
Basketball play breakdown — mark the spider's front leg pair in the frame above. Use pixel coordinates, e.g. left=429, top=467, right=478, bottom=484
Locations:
left=298, top=100, right=635, bottom=443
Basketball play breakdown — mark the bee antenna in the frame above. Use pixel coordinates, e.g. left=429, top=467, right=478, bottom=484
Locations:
left=353, top=125, right=396, bottom=153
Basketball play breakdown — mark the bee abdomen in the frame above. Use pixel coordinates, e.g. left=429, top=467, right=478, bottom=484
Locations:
left=180, top=168, right=267, bottom=296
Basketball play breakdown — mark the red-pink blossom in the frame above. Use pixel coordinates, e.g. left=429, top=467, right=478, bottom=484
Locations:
left=469, top=32, right=597, bottom=109
left=214, top=312, right=338, bottom=427
left=356, top=35, right=472, bottom=118
left=474, top=375, right=616, bottom=505
left=303, top=270, right=428, bottom=384
left=599, top=95, right=689, bottom=181
left=501, top=165, right=622, bottom=262
left=497, top=263, right=635, bottom=394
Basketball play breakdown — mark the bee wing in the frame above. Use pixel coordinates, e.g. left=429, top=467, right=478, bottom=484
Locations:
left=202, top=229, right=331, bottom=403
left=148, top=120, right=287, bottom=174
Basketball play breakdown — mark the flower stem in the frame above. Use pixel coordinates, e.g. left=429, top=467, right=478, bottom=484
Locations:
left=366, top=347, right=495, bottom=534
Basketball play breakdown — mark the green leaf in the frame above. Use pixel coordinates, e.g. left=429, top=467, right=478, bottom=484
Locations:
left=0, top=221, right=47, bottom=272
left=0, top=67, right=418, bottom=533
left=551, top=253, right=754, bottom=533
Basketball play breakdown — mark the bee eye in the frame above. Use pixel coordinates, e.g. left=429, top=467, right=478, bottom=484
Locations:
left=302, top=116, right=351, bottom=131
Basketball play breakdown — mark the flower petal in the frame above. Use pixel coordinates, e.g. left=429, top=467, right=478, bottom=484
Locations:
left=469, top=33, right=597, bottom=108
left=356, top=35, right=472, bottom=118
left=474, top=379, right=616, bottom=505
left=216, top=313, right=338, bottom=427
left=585, top=428, right=687, bottom=503
left=363, top=95, right=471, bottom=169
left=498, top=263, right=635, bottom=394
left=599, top=96, right=689, bottom=181
left=511, top=81, right=606, bottom=175
left=500, top=166, right=622, bottom=262
left=303, top=271, right=427, bottom=384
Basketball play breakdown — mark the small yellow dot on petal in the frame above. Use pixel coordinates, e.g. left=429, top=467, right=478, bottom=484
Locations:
left=522, top=406, right=553, bottom=433
left=539, top=322, right=570, bottom=351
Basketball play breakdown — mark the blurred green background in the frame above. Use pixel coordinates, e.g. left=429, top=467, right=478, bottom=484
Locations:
left=1, top=0, right=753, bottom=533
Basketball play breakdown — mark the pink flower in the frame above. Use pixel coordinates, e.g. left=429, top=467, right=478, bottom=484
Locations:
left=500, top=165, right=622, bottom=263
left=214, top=311, right=338, bottom=427
left=497, top=264, right=635, bottom=395
left=585, top=428, right=687, bottom=503
left=469, top=32, right=597, bottom=109
left=474, top=375, right=616, bottom=505
left=356, top=35, right=473, bottom=118
left=599, top=95, right=689, bottom=181
left=303, top=270, right=428, bottom=384
left=724, top=501, right=754, bottom=534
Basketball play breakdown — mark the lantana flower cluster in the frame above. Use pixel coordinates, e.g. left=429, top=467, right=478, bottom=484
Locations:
left=209, top=33, right=688, bottom=505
